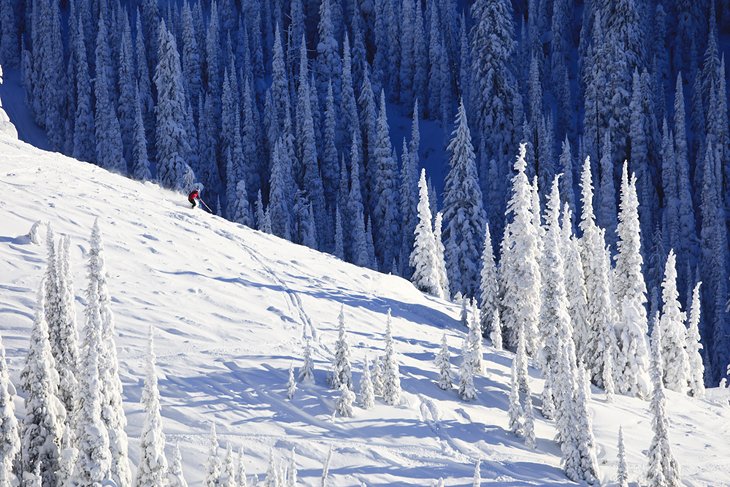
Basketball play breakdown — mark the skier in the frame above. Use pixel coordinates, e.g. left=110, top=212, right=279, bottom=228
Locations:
left=188, top=188, right=201, bottom=208
left=188, top=188, right=213, bottom=213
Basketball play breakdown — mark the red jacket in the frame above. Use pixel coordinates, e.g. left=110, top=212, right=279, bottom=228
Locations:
left=188, top=190, right=199, bottom=201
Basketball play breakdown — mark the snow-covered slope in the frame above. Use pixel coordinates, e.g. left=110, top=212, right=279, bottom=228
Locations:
left=1, top=134, right=729, bottom=486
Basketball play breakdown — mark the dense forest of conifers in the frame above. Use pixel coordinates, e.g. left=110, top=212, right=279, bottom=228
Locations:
left=0, top=0, right=728, bottom=381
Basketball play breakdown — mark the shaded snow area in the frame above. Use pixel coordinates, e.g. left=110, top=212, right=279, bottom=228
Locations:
left=0, top=68, right=18, bottom=140
left=1, top=135, right=729, bottom=486
left=0, top=69, right=48, bottom=149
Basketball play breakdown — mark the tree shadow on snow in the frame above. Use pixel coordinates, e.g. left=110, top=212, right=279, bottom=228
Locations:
left=153, top=267, right=460, bottom=337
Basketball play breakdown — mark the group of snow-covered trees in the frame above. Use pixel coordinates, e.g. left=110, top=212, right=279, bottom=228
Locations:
left=4, top=0, right=729, bottom=380
left=0, top=221, right=189, bottom=486
left=415, top=140, right=707, bottom=400
left=423, top=141, right=708, bottom=484
left=310, top=306, right=400, bottom=416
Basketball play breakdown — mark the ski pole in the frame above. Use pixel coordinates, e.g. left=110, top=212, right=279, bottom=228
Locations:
left=199, top=198, right=213, bottom=213
left=198, top=198, right=213, bottom=213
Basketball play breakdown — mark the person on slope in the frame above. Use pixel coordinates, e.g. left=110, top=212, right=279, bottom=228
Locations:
left=188, top=188, right=201, bottom=208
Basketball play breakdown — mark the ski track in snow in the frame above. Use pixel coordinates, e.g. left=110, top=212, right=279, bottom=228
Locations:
left=1, top=132, right=730, bottom=485
left=233, top=233, right=319, bottom=342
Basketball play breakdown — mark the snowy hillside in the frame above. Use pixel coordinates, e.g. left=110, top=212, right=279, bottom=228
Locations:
left=1, top=134, right=730, bottom=486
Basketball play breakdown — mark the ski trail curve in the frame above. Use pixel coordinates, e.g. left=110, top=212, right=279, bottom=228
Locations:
left=210, top=225, right=319, bottom=342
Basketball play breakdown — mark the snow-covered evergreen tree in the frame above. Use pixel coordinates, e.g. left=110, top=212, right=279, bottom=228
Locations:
left=339, top=33, right=361, bottom=184
left=673, top=73, right=696, bottom=267
left=647, top=314, right=681, bottom=487
left=315, top=0, right=341, bottom=102
left=470, top=0, right=519, bottom=169
left=614, top=161, right=647, bottom=330
left=255, top=191, right=266, bottom=232
left=479, top=225, right=499, bottom=337
left=579, top=156, right=616, bottom=388
left=553, top=327, right=581, bottom=480
left=87, top=221, right=132, bottom=487
left=117, top=16, right=137, bottom=172
left=131, top=86, right=152, bottom=181
left=287, top=363, right=297, bottom=400
left=264, top=449, right=277, bottom=487
left=347, top=138, right=369, bottom=267
left=458, top=336, right=477, bottom=401
left=72, top=18, right=95, bottom=163
left=381, top=309, right=401, bottom=405
left=295, top=54, right=326, bottom=247
left=490, top=311, right=503, bottom=350
left=330, top=306, right=353, bottom=390
left=227, top=176, right=252, bottom=227
left=500, top=144, right=541, bottom=353
left=204, top=424, right=222, bottom=487
left=699, top=138, right=729, bottom=384
left=237, top=446, right=247, bottom=487
left=433, top=212, right=450, bottom=299
left=539, top=178, right=570, bottom=376
left=573, top=367, right=600, bottom=484
left=536, top=177, right=574, bottom=420
left=94, top=15, right=125, bottom=174
left=44, top=227, right=61, bottom=348
left=0, top=333, right=20, bottom=487
left=459, top=297, right=469, bottom=329
left=320, top=82, right=339, bottom=213
left=603, top=344, right=616, bottom=401
left=335, top=383, right=355, bottom=417
left=372, top=91, right=400, bottom=270
left=299, top=338, right=315, bottom=385
left=442, top=99, right=485, bottom=298
left=37, top=0, right=64, bottom=151
left=134, top=326, right=169, bottom=487
left=51, top=234, right=79, bottom=415
left=659, top=251, right=690, bottom=393
left=168, top=443, right=188, bottom=487
left=410, top=169, right=441, bottom=297
left=436, top=333, right=453, bottom=390
left=542, top=371, right=556, bottom=420
left=371, top=355, right=384, bottom=398
left=467, top=302, right=484, bottom=375
left=615, top=298, right=651, bottom=399
left=269, top=138, right=294, bottom=241
left=21, top=283, right=65, bottom=486
left=613, top=162, right=650, bottom=398
left=268, top=24, right=288, bottom=141
left=359, top=356, right=375, bottom=409
left=523, top=378, right=536, bottom=449
left=180, top=3, right=201, bottom=113
left=398, top=0, right=415, bottom=107
left=399, top=103, right=421, bottom=277
left=508, top=325, right=526, bottom=436
left=155, top=22, right=194, bottom=191
left=472, top=459, right=481, bottom=487
left=222, top=443, right=236, bottom=487
left=686, top=282, right=705, bottom=398
left=69, top=254, right=111, bottom=487
left=617, top=426, right=628, bottom=487
left=558, top=141, right=575, bottom=216
left=560, top=208, right=587, bottom=363
left=333, top=206, right=344, bottom=260
left=597, top=132, right=617, bottom=245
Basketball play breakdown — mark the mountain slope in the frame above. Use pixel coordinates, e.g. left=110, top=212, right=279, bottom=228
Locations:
left=1, top=134, right=729, bottom=486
